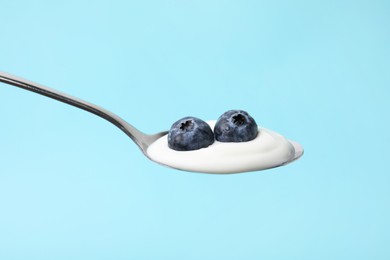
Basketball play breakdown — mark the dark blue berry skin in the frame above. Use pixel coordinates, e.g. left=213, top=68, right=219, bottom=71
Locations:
left=214, top=110, right=258, bottom=142
left=168, top=117, right=214, bottom=151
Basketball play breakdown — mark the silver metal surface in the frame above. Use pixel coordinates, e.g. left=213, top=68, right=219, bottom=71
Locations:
left=0, top=71, right=302, bottom=173
left=0, top=72, right=168, bottom=157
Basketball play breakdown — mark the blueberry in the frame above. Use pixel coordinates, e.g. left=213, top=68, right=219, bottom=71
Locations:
left=214, top=110, right=258, bottom=142
left=168, top=117, right=214, bottom=151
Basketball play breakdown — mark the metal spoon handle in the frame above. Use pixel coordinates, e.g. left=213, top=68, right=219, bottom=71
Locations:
left=0, top=71, right=150, bottom=151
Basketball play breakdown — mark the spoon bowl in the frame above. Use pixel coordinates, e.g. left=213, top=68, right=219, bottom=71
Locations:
left=0, top=72, right=303, bottom=174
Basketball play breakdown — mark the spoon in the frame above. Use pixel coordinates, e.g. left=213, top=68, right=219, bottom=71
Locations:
left=0, top=72, right=167, bottom=158
left=0, top=71, right=303, bottom=173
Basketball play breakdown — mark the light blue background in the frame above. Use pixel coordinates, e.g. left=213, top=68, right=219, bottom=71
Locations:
left=1, top=0, right=389, bottom=259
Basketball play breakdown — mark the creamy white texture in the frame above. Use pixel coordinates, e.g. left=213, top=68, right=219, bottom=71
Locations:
left=147, top=121, right=297, bottom=174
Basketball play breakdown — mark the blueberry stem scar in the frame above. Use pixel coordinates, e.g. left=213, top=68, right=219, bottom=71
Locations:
left=232, top=114, right=246, bottom=125
left=180, top=120, right=193, bottom=131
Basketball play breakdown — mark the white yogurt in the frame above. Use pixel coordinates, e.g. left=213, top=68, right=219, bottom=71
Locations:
left=147, top=121, right=300, bottom=174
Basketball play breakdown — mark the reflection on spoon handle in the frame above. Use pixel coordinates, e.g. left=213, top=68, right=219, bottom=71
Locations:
left=0, top=71, right=147, bottom=149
